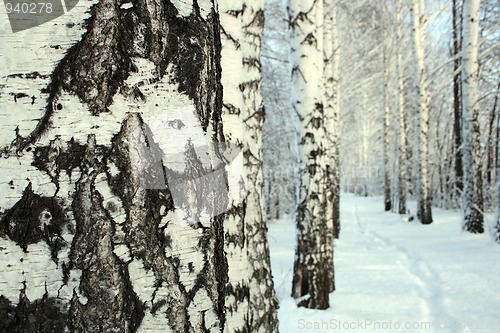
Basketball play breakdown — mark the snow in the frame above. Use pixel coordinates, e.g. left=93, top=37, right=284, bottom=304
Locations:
left=269, top=194, right=500, bottom=333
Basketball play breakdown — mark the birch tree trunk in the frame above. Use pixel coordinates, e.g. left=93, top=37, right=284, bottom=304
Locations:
left=495, top=111, right=500, bottom=243
left=461, top=0, right=484, bottom=233
left=219, top=1, right=250, bottom=331
left=452, top=0, right=464, bottom=197
left=382, top=18, right=392, bottom=212
left=220, top=0, right=279, bottom=331
left=395, top=0, right=407, bottom=215
left=0, top=1, right=231, bottom=331
left=240, top=1, right=280, bottom=330
left=323, top=0, right=338, bottom=291
left=410, top=0, right=433, bottom=224
left=289, top=0, right=332, bottom=310
left=485, top=86, right=498, bottom=204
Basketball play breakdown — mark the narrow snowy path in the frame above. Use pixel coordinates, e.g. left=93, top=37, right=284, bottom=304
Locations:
left=269, top=194, right=500, bottom=333
left=349, top=197, right=456, bottom=331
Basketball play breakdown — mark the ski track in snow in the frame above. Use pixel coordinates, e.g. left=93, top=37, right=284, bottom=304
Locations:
left=350, top=198, right=459, bottom=333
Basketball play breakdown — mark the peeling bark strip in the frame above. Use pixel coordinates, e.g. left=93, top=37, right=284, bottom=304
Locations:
left=1, top=0, right=229, bottom=332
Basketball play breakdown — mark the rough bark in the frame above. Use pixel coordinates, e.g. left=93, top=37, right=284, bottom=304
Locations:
left=323, top=0, right=338, bottom=291
left=461, top=0, right=484, bottom=233
left=219, top=2, right=250, bottom=332
left=240, top=2, right=280, bottom=331
left=0, top=1, right=230, bottom=331
left=289, top=0, right=332, bottom=310
left=220, top=1, right=279, bottom=331
left=410, top=0, right=433, bottom=224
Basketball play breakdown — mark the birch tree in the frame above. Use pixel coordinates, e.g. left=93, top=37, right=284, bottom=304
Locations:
left=324, top=0, right=339, bottom=290
left=240, top=2, right=280, bottom=330
left=495, top=112, right=500, bottom=243
left=395, top=0, right=407, bottom=215
left=220, top=0, right=279, bottom=331
left=288, top=0, right=333, bottom=309
left=410, top=0, right=433, bottom=224
left=452, top=0, right=464, bottom=197
left=219, top=1, right=251, bottom=331
left=0, top=1, right=236, bottom=331
left=461, top=0, right=484, bottom=233
left=382, top=8, right=392, bottom=212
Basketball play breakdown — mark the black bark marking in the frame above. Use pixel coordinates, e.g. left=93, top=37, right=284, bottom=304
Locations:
left=32, top=137, right=92, bottom=198
left=0, top=183, right=70, bottom=262
left=164, top=3, right=223, bottom=136
left=0, top=290, right=68, bottom=333
left=7, top=72, right=49, bottom=80
left=69, top=170, right=145, bottom=333
left=225, top=283, right=250, bottom=313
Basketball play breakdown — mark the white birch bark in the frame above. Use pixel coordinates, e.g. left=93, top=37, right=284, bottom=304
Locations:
left=0, top=1, right=230, bottom=331
left=220, top=0, right=279, bottom=331
left=410, top=0, right=433, bottom=224
left=289, top=0, right=331, bottom=309
left=323, top=0, right=338, bottom=291
left=396, top=0, right=407, bottom=215
left=461, top=0, right=484, bottom=233
left=382, top=15, right=392, bottom=212
left=452, top=0, right=464, bottom=199
left=240, top=2, right=280, bottom=331
left=219, top=2, right=250, bottom=332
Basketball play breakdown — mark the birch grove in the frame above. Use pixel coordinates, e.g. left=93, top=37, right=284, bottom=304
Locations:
left=0, top=0, right=499, bottom=331
left=334, top=0, right=497, bottom=237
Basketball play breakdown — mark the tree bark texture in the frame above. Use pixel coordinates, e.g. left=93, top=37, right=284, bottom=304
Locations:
left=220, top=0, right=279, bottom=331
left=323, top=0, right=338, bottom=291
left=0, top=1, right=232, bottom=332
left=289, top=0, right=333, bottom=310
left=395, top=0, right=407, bottom=215
left=452, top=0, right=464, bottom=196
left=382, top=20, right=392, bottom=213
left=410, top=0, right=433, bottom=224
left=461, top=0, right=484, bottom=233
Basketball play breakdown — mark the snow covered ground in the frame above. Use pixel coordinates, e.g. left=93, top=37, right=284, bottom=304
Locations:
left=268, top=194, right=500, bottom=333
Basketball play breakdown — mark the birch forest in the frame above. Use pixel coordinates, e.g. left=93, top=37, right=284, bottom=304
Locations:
left=0, top=0, right=499, bottom=332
